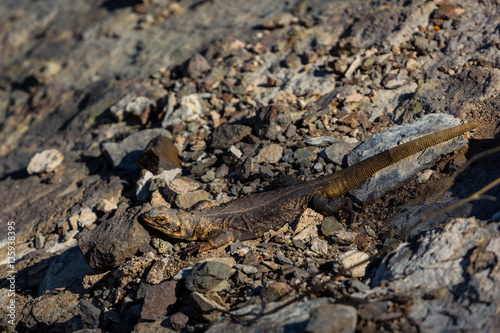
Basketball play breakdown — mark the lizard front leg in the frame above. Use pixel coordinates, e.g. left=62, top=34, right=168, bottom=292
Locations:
left=186, top=229, right=236, bottom=255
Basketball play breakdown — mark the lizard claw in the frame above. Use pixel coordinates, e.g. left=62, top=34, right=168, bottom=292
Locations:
left=185, top=243, right=201, bottom=256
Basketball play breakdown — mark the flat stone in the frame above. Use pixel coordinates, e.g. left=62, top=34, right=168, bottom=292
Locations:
left=372, top=217, right=500, bottom=332
left=306, top=136, right=343, bottom=146
left=133, top=322, right=176, bottom=333
left=96, top=199, right=118, bottom=213
left=164, top=176, right=202, bottom=197
left=207, top=298, right=330, bottom=332
left=163, top=94, right=204, bottom=126
left=293, top=208, right=323, bottom=240
left=27, top=149, right=64, bottom=174
left=210, top=124, right=252, bottom=149
left=141, top=281, right=179, bottom=321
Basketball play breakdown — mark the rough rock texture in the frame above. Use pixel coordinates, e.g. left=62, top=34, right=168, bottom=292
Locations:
left=372, top=218, right=500, bottom=333
left=78, top=206, right=151, bottom=270
left=1, top=0, right=499, bottom=332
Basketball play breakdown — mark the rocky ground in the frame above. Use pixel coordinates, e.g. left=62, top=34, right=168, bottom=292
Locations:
left=1, top=0, right=500, bottom=332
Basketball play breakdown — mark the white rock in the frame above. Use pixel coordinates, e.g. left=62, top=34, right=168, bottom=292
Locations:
left=27, top=149, right=64, bottom=174
left=336, top=250, right=369, bottom=277
left=293, top=208, right=323, bottom=240
left=78, top=208, right=97, bottom=229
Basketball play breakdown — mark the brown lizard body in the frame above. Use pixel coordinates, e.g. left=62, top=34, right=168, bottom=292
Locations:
left=140, top=121, right=478, bottom=253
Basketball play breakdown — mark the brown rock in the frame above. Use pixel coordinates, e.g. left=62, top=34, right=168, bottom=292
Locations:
left=255, top=104, right=292, bottom=140
left=22, top=290, right=80, bottom=330
left=262, top=281, right=294, bottom=302
left=78, top=206, right=151, bottom=270
left=182, top=53, right=211, bottom=79
left=137, top=136, right=181, bottom=174
left=141, top=281, right=179, bottom=321
left=169, top=312, right=189, bottom=331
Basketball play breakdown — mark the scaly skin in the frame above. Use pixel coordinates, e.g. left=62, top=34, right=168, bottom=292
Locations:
left=140, top=121, right=478, bottom=254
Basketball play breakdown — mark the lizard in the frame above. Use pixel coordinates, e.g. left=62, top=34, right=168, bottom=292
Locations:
left=139, top=121, right=478, bottom=254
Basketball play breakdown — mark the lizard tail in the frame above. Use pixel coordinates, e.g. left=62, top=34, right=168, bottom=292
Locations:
left=315, top=121, right=479, bottom=199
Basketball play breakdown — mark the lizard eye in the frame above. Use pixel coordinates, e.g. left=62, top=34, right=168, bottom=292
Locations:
left=143, top=213, right=150, bottom=219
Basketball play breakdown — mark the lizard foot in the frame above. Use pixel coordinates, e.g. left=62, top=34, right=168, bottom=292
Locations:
left=310, top=195, right=355, bottom=224
left=185, top=242, right=213, bottom=257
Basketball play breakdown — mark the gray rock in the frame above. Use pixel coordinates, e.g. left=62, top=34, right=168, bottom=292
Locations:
left=382, top=73, right=411, bottom=89
left=210, top=124, right=252, bottom=149
left=102, top=128, right=171, bottom=170
left=185, top=261, right=233, bottom=293
left=324, top=141, right=358, bottom=166
left=80, top=299, right=100, bottom=329
left=348, top=114, right=469, bottom=202
left=255, top=104, right=291, bottom=140
left=404, top=67, right=500, bottom=120
left=372, top=217, right=500, bottom=333
left=235, top=264, right=258, bottom=275
left=310, top=238, right=328, bottom=256
left=331, top=230, right=357, bottom=246
left=141, top=281, right=178, bottom=321
left=207, top=298, right=330, bottom=332
left=306, top=136, right=343, bottom=146
left=78, top=206, right=151, bottom=270
left=27, top=149, right=64, bottom=174
left=293, top=147, right=318, bottom=168
left=321, top=217, right=344, bottom=236
left=305, top=303, right=357, bottom=333
left=38, top=246, right=94, bottom=295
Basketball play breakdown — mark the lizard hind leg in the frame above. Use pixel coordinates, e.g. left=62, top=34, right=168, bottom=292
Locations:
left=310, top=194, right=354, bottom=224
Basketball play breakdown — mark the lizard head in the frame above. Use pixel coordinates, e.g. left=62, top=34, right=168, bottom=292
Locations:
left=139, top=206, right=194, bottom=240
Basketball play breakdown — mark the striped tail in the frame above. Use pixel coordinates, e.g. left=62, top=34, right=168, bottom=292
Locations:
left=314, top=121, right=478, bottom=198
